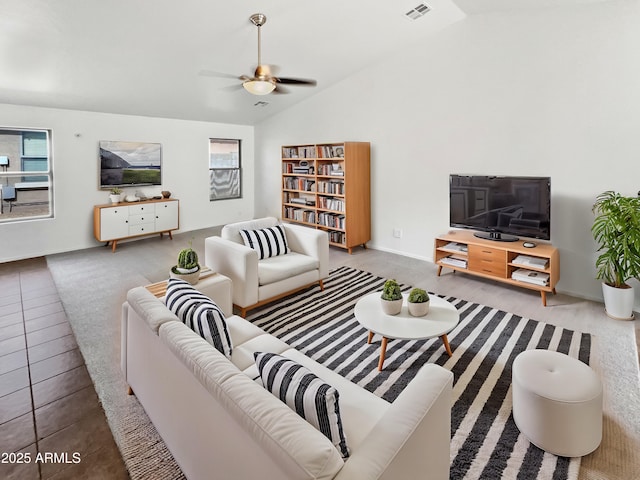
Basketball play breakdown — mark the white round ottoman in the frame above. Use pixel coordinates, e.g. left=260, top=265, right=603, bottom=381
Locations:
left=512, top=349, right=603, bottom=457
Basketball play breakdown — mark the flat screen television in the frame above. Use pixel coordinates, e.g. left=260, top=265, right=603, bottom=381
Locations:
left=449, top=174, right=551, bottom=241
left=99, top=141, right=162, bottom=188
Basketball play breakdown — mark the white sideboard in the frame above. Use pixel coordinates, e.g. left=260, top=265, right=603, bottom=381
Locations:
left=93, top=198, right=179, bottom=252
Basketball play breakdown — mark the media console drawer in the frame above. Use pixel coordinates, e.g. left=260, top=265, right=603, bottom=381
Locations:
left=468, top=245, right=507, bottom=277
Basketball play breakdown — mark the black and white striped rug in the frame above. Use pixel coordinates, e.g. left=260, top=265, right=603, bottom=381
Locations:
left=246, top=266, right=593, bottom=480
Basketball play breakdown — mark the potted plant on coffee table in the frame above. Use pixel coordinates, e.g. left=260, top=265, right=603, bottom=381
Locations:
left=407, top=288, right=430, bottom=317
left=591, top=190, right=640, bottom=319
left=170, top=242, right=201, bottom=285
left=381, top=279, right=403, bottom=315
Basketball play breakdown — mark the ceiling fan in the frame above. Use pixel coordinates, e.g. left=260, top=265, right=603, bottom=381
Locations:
left=200, top=13, right=317, bottom=95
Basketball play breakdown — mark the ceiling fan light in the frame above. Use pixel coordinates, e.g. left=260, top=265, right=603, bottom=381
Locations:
left=243, top=79, right=275, bottom=95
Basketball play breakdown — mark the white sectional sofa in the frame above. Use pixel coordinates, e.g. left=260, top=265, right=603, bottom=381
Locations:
left=121, top=278, right=453, bottom=480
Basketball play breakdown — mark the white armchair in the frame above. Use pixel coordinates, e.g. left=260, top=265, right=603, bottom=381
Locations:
left=205, top=217, right=329, bottom=316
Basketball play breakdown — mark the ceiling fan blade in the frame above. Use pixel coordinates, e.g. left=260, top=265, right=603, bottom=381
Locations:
left=198, top=69, right=243, bottom=80
left=221, top=84, right=245, bottom=92
left=274, top=77, right=317, bottom=86
left=273, top=84, right=291, bottom=94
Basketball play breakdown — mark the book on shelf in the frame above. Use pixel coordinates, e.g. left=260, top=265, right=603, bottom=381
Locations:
left=318, top=197, right=344, bottom=212
left=289, top=197, right=315, bottom=206
left=443, top=242, right=468, bottom=253
left=318, top=145, right=345, bottom=158
left=512, top=255, right=548, bottom=269
left=440, top=256, right=468, bottom=268
left=511, top=268, right=549, bottom=286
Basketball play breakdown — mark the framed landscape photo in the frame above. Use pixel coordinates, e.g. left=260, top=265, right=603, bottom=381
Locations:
left=99, top=140, right=162, bottom=188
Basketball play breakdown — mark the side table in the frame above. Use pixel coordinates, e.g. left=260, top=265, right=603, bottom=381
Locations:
left=145, top=268, right=233, bottom=317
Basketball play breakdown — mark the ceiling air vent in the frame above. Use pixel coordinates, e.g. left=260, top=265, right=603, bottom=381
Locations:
left=405, top=3, right=431, bottom=20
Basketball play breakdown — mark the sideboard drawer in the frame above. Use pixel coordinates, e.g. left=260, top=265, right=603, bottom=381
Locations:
left=129, top=204, right=154, bottom=215
left=129, top=223, right=155, bottom=236
left=468, top=245, right=507, bottom=277
left=129, top=214, right=153, bottom=226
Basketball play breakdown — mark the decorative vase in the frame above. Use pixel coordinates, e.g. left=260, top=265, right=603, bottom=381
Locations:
left=161, top=190, right=171, bottom=198
left=602, top=283, right=635, bottom=320
left=408, top=300, right=430, bottom=317
left=109, top=194, right=121, bottom=204
left=381, top=298, right=403, bottom=316
left=170, top=266, right=200, bottom=285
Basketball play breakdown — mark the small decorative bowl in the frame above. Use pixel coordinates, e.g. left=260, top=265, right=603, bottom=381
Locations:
left=161, top=191, right=171, bottom=198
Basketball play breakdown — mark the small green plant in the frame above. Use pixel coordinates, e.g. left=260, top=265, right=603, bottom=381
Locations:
left=177, top=245, right=199, bottom=270
left=110, top=187, right=122, bottom=195
left=381, top=279, right=402, bottom=301
left=408, top=288, right=429, bottom=303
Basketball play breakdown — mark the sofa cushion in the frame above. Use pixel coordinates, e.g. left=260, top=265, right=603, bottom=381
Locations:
left=254, top=352, right=350, bottom=459
left=165, top=278, right=232, bottom=358
left=221, top=216, right=279, bottom=244
left=240, top=225, right=290, bottom=260
left=258, top=252, right=319, bottom=286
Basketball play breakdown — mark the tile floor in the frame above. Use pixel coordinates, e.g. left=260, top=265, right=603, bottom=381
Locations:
left=0, top=257, right=129, bottom=479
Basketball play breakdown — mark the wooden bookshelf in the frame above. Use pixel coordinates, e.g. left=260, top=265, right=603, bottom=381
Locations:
left=282, top=142, right=370, bottom=254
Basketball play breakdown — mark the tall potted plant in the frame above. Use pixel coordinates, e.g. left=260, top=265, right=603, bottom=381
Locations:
left=591, top=190, right=640, bottom=319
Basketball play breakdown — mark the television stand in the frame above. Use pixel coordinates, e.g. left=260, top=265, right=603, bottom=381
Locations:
left=473, top=231, right=519, bottom=242
left=434, top=230, right=559, bottom=306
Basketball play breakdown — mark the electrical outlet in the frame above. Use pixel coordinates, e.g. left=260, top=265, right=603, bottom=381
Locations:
left=393, top=228, right=402, bottom=238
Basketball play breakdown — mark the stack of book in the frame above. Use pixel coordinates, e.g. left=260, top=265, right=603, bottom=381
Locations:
left=511, top=268, right=549, bottom=286
left=512, top=255, right=548, bottom=269
left=440, top=257, right=468, bottom=269
left=444, top=242, right=468, bottom=253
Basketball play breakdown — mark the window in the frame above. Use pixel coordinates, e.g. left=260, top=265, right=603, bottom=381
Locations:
left=209, top=139, right=241, bottom=200
left=0, top=128, right=53, bottom=222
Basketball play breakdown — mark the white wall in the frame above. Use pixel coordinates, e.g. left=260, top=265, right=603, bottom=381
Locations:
left=0, top=104, right=254, bottom=262
left=255, top=2, right=640, bottom=307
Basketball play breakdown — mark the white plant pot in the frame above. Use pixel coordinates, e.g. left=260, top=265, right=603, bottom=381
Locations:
left=602, top=282, right=635, bottom=320
left=109, top=194, right=121, bottom=204
left=170, top=266, right=200, bottom=285
left=381, top=298, right=403, bottom=316
left=408, top=300, right=430, bottom=317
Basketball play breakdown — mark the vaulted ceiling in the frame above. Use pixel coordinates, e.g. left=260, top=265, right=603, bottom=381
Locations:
left=0, top=0, right=606, bottom=125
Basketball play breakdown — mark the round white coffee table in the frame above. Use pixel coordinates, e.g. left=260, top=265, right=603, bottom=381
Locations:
left=354, top=292, right=459, bottom=371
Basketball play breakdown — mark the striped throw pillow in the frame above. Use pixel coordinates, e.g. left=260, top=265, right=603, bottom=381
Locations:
left=254, top=352, right=349, bottom=459
left=239, top=225, right=290, bottom=260
left=165, top=278, right=232, bottom=358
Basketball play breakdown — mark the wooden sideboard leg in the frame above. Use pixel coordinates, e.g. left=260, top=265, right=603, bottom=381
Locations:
left=540, top=291, right=547, bottom=306
left=111, top=240, right=118, bottom=253
left=168, top=231, right=173, bottom=240
left=436, top=265, right=443, bottom=276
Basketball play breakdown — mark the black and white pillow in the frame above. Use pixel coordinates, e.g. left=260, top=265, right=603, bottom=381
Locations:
left=254, top=352, right=349, bottom=459
left=165, top=278, right=232, bottom=358
left=239, top=225, right=290, bottom=260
